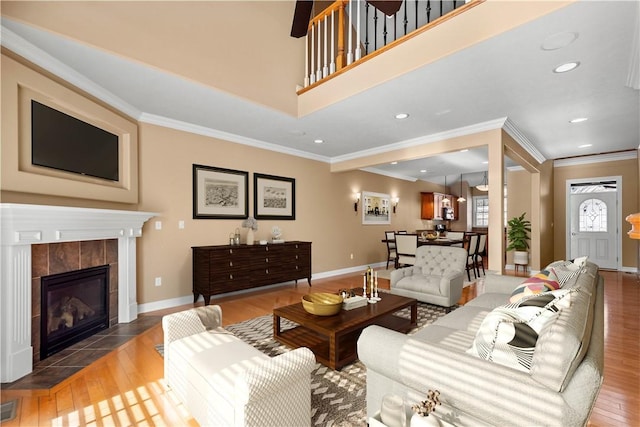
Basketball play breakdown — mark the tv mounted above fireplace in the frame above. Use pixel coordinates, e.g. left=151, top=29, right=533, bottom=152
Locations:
left=31, top=100, right=119, bottom=182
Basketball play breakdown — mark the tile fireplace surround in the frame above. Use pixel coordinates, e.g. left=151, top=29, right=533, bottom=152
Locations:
left=0, top=203, right=155, bottom=382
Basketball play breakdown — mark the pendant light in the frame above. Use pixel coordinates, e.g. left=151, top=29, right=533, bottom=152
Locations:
left=457, top=174, right=466, bottom=202
left=442, top=175, right=450, bottom=206
left=476, top=171, right=489, bottom=192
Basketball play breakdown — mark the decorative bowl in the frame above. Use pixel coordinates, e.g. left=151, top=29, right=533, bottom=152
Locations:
left=302, top=293, right=344, bottom=316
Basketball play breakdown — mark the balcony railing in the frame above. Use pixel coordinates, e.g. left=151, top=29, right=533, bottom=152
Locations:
left=299, top=0, right=479, bottom=92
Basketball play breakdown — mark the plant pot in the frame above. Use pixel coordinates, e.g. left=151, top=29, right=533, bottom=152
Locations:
left=513, top=250, right=529, bottom=265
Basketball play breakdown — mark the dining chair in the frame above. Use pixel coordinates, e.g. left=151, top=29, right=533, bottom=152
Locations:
left=446, top=231, right=465, bottom=247
left=395, top=233, right=418, bottom=268
left=465, top=234, right=479, bottom=281
left=384, top=231, right=397, bottom=269
left=475, top=233, right=487, bottom=276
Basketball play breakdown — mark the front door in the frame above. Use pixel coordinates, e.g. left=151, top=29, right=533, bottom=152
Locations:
left=569, top=183, right=618, bottom=269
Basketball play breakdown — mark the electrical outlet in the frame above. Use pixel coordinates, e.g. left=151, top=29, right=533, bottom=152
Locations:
left=350, top=253, right=354, bottom=260
left=155, top=221, right=162, bottom=230
left=155, top=277, right=162, bottom=287
left=178, top=220, right=185, bottom=229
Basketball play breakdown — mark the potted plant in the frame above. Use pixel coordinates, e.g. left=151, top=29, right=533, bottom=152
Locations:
left=507, top=212, right=531, bottom=265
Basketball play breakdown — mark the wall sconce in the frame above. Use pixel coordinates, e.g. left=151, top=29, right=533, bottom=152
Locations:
left=392, top=197, right=399, bottom=213
left=353, top=193, right=360, bottom=212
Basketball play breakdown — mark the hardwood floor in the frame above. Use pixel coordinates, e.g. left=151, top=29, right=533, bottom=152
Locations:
left=1, top=270, right=637, bottom=426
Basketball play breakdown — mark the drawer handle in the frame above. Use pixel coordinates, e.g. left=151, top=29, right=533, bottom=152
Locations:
left=229, top=261, right=233, bottom=267
left=229, top=249, right=233, bottom=254
left=266, top=258, right=269, bottom=263
left=295, top=255, right=299, bottom=259
left=266, top=269, right=269, bottom=274
left=266, top=247, right=269, bottom=252
left=229, top=274, right=233, bottom=279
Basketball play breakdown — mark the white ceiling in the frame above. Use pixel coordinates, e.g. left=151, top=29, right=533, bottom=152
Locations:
left=1, top=1, right=638, bottom=186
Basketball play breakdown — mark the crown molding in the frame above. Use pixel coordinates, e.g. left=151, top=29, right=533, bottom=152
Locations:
left=1, top=23, right=142, bottom=120
left=138, top=113, right=331, bottom=163
left=359, top=167, right=418, bottom=182
left=502, top=117, right=546, bottom=164
left=553, top=150, right=638, bottom=168
left=330, top=118, right=508, bottom=164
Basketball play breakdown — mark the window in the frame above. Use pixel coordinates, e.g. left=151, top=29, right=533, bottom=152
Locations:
left=473, top=196, right=489, bottom=227
left=579, top=198, right=607, bottom=232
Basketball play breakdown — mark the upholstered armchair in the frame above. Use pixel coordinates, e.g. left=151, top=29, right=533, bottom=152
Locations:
left=162, top=305, right=316, bottom=426
left=390, top=245, right=467, bottom=308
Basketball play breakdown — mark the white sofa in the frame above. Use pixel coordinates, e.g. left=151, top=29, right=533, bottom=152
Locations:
left=162, top=305, right=316, bottom=426
left=359, top=261, right=604, bottom=426
left=390, top=245, right=468, bottom=309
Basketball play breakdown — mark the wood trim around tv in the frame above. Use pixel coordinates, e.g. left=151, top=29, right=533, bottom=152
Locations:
left=1, top=54, right=139, bottom=204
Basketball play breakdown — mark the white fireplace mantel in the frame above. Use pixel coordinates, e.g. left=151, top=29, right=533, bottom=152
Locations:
left=0, top=203, right=156, bottom=382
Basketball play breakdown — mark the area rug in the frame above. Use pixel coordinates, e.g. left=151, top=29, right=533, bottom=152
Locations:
left=156, top=302, right=450, bottom=426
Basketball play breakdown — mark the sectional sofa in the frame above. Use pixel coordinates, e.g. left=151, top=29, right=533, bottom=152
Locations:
left=359, top=260, right=603, bottom=426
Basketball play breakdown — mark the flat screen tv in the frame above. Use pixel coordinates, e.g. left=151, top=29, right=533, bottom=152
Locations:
left=31, top=100, right=119, bottom=181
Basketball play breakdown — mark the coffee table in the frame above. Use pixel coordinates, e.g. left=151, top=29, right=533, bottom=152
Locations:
left=273, top=293, right=417, bottom=370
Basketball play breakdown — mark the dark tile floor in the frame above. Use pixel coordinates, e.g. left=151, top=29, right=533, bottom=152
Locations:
left=1, top=315, right=161, bottom=390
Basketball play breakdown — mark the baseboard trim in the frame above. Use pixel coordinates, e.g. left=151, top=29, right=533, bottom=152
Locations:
left=137, top=262, right=387, bottom=314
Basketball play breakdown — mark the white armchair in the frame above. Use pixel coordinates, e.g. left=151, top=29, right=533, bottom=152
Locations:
left=162, top=305, right=316, bottom=426
left=390, top=245, right=467, bottom=308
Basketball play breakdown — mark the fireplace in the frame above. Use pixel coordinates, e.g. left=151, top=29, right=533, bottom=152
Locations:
left=40, top=265, right=110, bottom=359
left=0, top=203, right=155, bottom=382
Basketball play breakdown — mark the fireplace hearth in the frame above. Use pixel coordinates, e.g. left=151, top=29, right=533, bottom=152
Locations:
left=41, top=265, right=110, bottom=359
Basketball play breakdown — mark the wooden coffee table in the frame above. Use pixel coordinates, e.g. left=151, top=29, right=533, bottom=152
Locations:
left=273, top=293, right=417, bottom=370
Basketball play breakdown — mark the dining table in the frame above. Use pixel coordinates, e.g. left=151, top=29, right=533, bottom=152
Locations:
left=381, top=237, right=465, bottom=247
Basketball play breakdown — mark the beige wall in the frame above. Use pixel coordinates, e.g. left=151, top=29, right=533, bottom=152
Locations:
left=1, top=54, right=139, bottom=203
left=1, top=1, right=304, bottom=116
left=136, top=121, right=447, bottom=304
left=553, top=158, right=639, bottom=269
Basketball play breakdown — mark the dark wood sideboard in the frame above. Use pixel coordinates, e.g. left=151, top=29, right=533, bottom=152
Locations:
left=192, top=241, right=312, bottom=305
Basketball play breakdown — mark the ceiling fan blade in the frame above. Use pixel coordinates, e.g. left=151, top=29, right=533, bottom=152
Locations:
left=367, top=0, right=403, bottom=16
left=291, top=0, right=314, bottom=38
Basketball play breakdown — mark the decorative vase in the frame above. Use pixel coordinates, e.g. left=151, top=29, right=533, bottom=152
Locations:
left=410, top=413, right=441, bottom=427
left=246, top=228, right=255, bottom=245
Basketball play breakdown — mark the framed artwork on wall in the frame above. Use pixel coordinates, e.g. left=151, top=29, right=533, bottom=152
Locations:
left=193, top=164, right=248, bottom=219
left=362, top=191, right=391, bottom=225
left=254, top=173, right=296, bottom=220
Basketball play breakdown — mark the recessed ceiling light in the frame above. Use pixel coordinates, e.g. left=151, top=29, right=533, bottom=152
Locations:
left=313, top=139, right=324, bottom=144
left=482, top=161, right=489, bottom=164
left=391, top=161, right=398, bottom=165
left=460, top=149, right=469, bottom=153
left=395, top=113, right=409, bottom=119
left=553, top=61, right=580, bottom=73
left=570, top=117, right=588, bottom=123
left=578, top=144, right=592, bottom=148
left=420, top=169, right=427, bottom=173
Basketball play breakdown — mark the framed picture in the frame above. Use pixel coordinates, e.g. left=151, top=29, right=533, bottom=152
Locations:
left=254, top=173, right=296, bottom=220
left=193, top=164, right=248, bottom=219
left=362, top=191, right=391, bottom=225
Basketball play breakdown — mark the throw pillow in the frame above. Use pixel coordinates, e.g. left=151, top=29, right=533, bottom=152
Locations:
left=509, top=269, right=560, bottom=303
left=572, top=256, right=588, bottom=267
left=467, top=294, right=564, bottom=372
left=552, top=263, right=581, bottom=286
